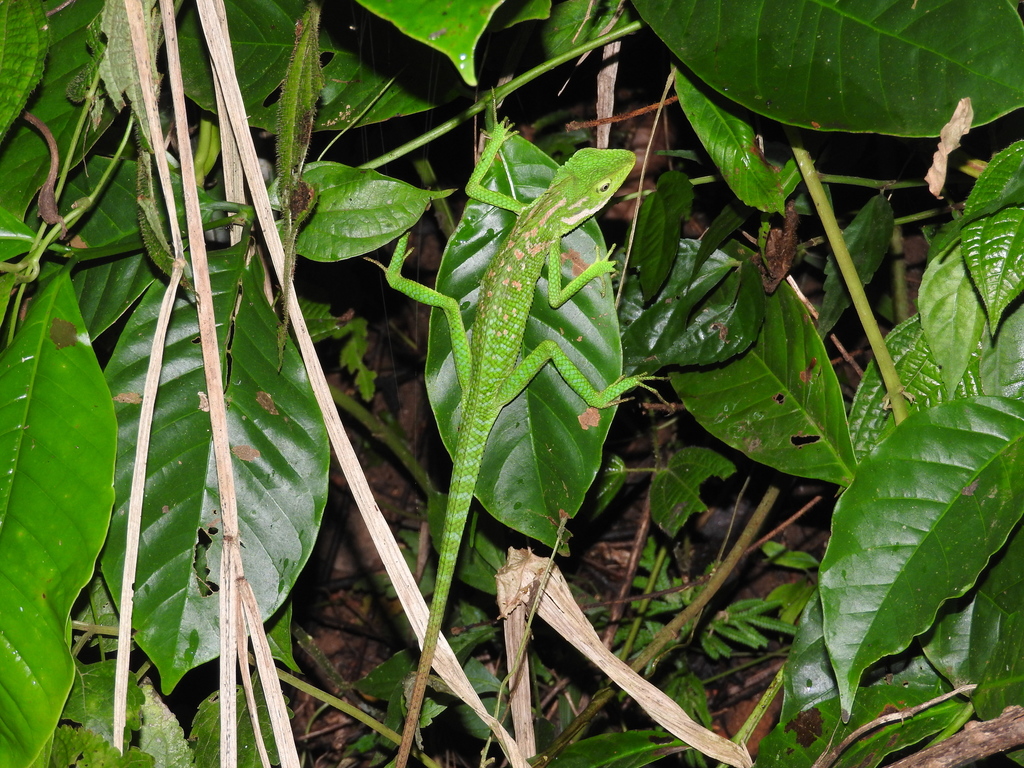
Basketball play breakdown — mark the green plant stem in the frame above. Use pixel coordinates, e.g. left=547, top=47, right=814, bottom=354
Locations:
left=894, top=208, right=948, bottom=227
left=329, top=382, right=437, bottom=501
left=784, top=126, right=908, bottom=424
left=536, top=482, right=780, bottom=766
left=360, top=21, right=643, bottom=171
left=816, top=174, right=925, bottom=191
left=721, top=663, right=785, bottom=767
left=619, top=541, right=669, bottom=660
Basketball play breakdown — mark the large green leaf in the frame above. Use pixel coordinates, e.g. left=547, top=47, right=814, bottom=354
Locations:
left=924, top=522, right=1024, bottom=718
left=353, top=0, right=505, bottom=86
left=296, top=162, right=444, bottom=261
left=179, top=0, right=460, bottom=131
left=632, top=171, right=693, bottom=300
left=674, top=66, right=784, bottom=214
left=423, top=135, right=625, bottom=548
left=632, top=0, right=1024, bottom=136
left=673, top=284, right=856, bottom=486
left=820, top=396, right=1024, bottom=718
left=0, top=0, right=48, bottom=144
left=0, top=270, right=116, bottom=768
left=102, top=251, right=328, bottom=690
left=761, top=596, right=966, bottom=768
left=919, top=247, right=985, bottom=396
left=961, top=142, right=1024, bottom=327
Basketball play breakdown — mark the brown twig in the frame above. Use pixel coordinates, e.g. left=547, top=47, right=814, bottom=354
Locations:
left=566, top=95, right=679, bottom=131
left=22, top=112, right=67, bottom=238
left=886, top=705, right=1024, bottom=768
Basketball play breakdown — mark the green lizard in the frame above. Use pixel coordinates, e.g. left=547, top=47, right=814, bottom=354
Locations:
left=381, top=120, right=650, bottom=768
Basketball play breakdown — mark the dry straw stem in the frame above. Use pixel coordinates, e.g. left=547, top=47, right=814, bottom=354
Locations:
left=497, top=549, right=754, bottom=768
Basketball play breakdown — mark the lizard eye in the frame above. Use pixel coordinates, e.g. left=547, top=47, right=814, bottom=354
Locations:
left=598, top=181, right=611, bottom=193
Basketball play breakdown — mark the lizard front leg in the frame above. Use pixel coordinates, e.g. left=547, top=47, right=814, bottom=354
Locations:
left=372, top=234, right=473, bottom=390
left=545, top=240, right=618, bottom=309
left=496, top=339, right=656, bottom=410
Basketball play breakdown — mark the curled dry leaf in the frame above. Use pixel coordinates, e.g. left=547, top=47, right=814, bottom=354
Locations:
left=925, top=98, right=973, bottom=198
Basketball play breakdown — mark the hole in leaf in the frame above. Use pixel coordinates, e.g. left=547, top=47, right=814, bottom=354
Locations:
left=192, top=526, right=221, bottom=596
left=790, top=434, right=820, bottom=447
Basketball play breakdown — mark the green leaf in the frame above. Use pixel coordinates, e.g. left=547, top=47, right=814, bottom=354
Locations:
left=818, top=194, right=894, bottom=336
left=980, top=295, right=1024, bottom=399
left=961, top=140, right=1024, bottom=227
left=538, top=0, right=635, bottom=60
left=0, top=0, right=47, bottom=145
left=923, top=521, right=1024, bottom=718
left=820, top=396, right=1024, bottom=718
left=770, top=596, right=969, bottom=768
left=673, top=284, right=856, bottom=486
left=633, top=171, right=693, bottom=300
left=0, top=204, right=36, bottom=262
left=352, top=0, right=505, bottom=86
left=762, top=541, right=819, bottom=572
left=547, top=731, right=684, bottom=768
left=63, top=660, right=144, bottom=749
left=50, top=725, right=155, bottom=768
left=674, top=66, right=784, bottom=213
left=138, top=682, right=194, bottom=768
left=296, top=162, right=445, bottom=261
left=316, top=5, right=461, bottom=130
left=919, top=247, right=985, bottom=396
left=424, top=135, right=624, bottom=547
left=0, top=0, right=112, bottom=219
left=649, top=447, right=735, bottom=538
left=847, top=316, right=945, bottom=461
left=102, top=252, right=328, bottom=690
left=964, top=204, right=1024, bottom=328
left=620, top=239, right=764, bottom=374
left=180, top=0, right=462, bottom=130
left=959, top=141, right=1024, bottom=323
left=189, top=686, right=279, bottom=768
left=0, top=269, right=117, bottom=768
left=633, top=0, right=1024, bottom=136
left=178, top=0, right=301, bottom=132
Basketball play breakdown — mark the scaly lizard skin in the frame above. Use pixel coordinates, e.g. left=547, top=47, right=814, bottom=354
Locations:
left=381, top=120, right=648, bottom=767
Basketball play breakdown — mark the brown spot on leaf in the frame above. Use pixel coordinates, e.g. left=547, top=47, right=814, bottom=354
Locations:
left=49, top=317, right=77, bottom=349
left=256, top=391, right=279, bottom=415
left=232, top=445, right=260, bottom=461
left=799, top=358, right=818, bottom=383
left=114, top=392, right=142, bottom=404
left=772, top=393, right=785, bottom=404
left=962, top=479, right=979, bottom=496
left=711, top=322, right=729, bottom=341
left=578, top=407, right=601, bottom=430
left=785, top=708, right=823, bottom=747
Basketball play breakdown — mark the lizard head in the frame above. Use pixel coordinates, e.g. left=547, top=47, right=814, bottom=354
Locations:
left=549, top=147, right=636, bottom=231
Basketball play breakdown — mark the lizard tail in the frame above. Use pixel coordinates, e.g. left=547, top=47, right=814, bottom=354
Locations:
left=395, top=410, right=493, bottom=768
